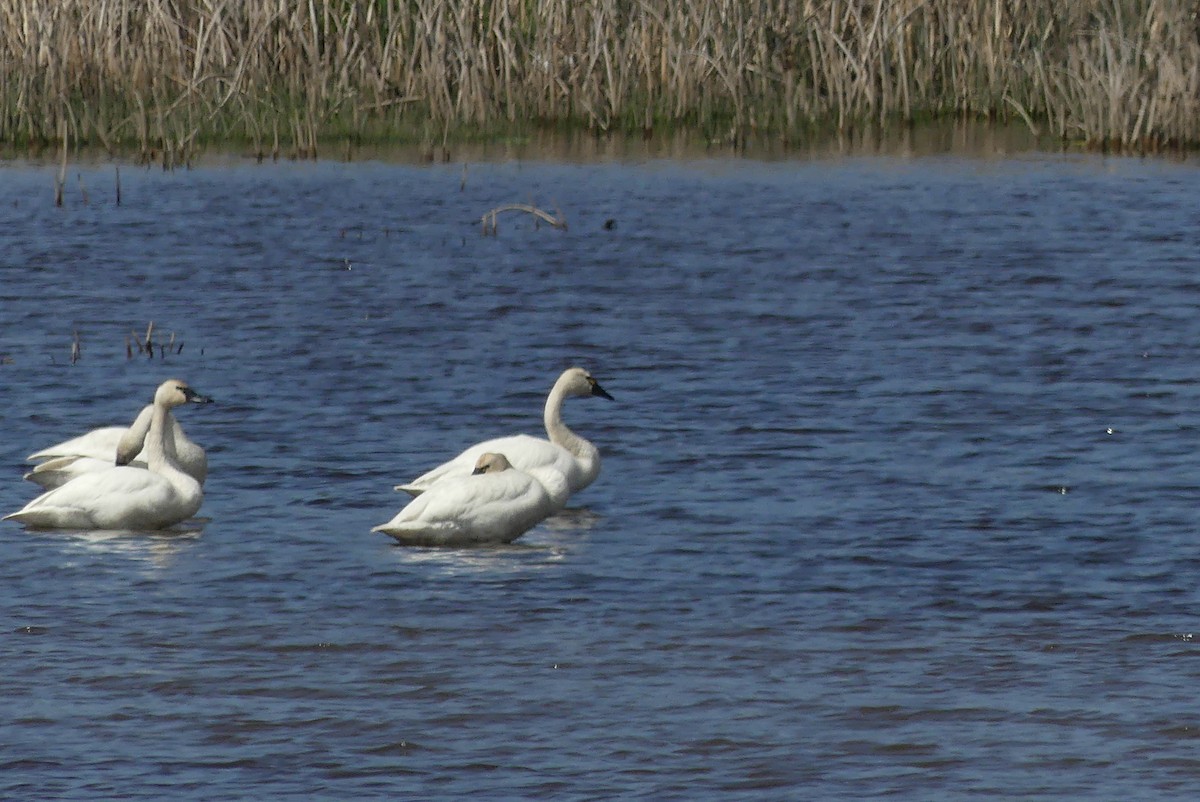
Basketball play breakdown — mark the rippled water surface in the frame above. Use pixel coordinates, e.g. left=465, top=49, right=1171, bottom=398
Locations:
left=3, top=152, right=1200, bottom=799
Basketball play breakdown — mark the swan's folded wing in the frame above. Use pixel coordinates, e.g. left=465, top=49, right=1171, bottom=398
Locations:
left=375, top=471, right=551, bottom=545
left=430, top=471, right=552, bottom=533
left=7, top=466, right=198, bottom=531
left=26, top=426, right=129, bottom=462
left=17, top=466, right=170, bottom=512
left=24, top=455, right=127, bottom=490
left=396, top=434, right=570, bottom=494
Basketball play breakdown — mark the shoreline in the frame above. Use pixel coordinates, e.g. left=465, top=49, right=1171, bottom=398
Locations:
left=0, top=122, right=1085, bottom=169
left=3, top=1, right=1197, bottom=165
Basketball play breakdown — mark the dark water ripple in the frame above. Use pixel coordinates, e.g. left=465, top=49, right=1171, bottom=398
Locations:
left=2, top=154, right=1200, bottom=798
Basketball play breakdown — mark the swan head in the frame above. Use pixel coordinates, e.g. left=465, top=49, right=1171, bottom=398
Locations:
left=471, top=452, right=513, bottom=475
left=560, top=367, right=614, bottom=401
left=154, top=379, right=213, bottom=409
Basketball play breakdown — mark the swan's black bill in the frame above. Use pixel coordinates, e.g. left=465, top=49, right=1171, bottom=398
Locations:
left=591, top=380, right=614, bottom=401
left=184, top=387, right=214, bottom=404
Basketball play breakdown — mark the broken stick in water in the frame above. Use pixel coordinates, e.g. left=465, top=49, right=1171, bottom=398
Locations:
left=480, top=204, right=567, bottom=235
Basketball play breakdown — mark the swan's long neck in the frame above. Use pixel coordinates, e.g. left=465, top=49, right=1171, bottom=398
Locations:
left=116, top=405, right=154, bottom=464
left=544, top=383, right=599, bottom=469
left=143, top=404, right=190, bottom=487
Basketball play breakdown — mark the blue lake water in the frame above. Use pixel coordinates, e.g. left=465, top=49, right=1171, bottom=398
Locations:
left=2, top=150, right=1200, bottom=799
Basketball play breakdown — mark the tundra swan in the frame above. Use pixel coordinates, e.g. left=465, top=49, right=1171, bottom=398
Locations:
left=25, top=390, right=210, bottom=489
left=375, top=452, right=554, bottom=547
left=6, top=380, right=208, bottom=531
left=395, top=367, right=613, bottom=509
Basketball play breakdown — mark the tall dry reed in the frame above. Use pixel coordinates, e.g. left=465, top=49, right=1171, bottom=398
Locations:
left=0, top=0, right=1196, bottom=161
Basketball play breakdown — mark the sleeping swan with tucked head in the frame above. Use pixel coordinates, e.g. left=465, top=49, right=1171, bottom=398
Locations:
left=6, top=380, right=210, bottom=531
left=375, top=452, right=554, bottom=547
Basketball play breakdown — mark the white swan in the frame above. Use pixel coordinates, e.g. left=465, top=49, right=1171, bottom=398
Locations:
left=5, top=380, right=208, bottom=531
left=24, top=391, right=211, bottom=490
left=374, top=452, right=554, bottom=547
left=395, top=366, right=613, bottom=510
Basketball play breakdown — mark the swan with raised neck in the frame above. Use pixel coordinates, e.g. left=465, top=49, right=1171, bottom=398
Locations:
left=394, top=367, right=614, bottom=509
left=6, top=380, right=211, bottom=531
left=24, top=387, right=210, bottom=489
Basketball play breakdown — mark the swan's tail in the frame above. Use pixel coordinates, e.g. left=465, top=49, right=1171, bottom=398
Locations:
left=3, top=509, right=71, bottom=529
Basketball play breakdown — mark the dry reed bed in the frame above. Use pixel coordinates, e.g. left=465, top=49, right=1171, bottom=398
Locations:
left=1, top=0, right=1197, bottom=161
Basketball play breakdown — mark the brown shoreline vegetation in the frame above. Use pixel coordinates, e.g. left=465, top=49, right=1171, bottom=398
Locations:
left=1, top=0, right=1197, bottom=164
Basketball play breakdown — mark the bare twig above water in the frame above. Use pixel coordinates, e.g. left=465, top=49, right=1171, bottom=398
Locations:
left=480, top=204, right=567, bottom=235
left=128, top=321, right=185, bottom=359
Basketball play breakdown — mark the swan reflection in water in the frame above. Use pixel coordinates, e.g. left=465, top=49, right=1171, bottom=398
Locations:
left=386, top=506, right=600, bottom=575
left=34, top=524, right=204, bottom=573
left=540, top=506, right=601, bottom=533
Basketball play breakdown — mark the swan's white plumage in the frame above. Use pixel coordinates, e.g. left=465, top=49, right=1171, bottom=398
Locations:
left=395, top=367, right=613, bottom=509
left=24, top=399, right=209, bottom=490
left=374, top=453, right=554, bottom=547
left=22, top=455, right=119, bottom=490
left=6, top=380, right=208, bottom=531
left=26, top=426, right=128, bottom=463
